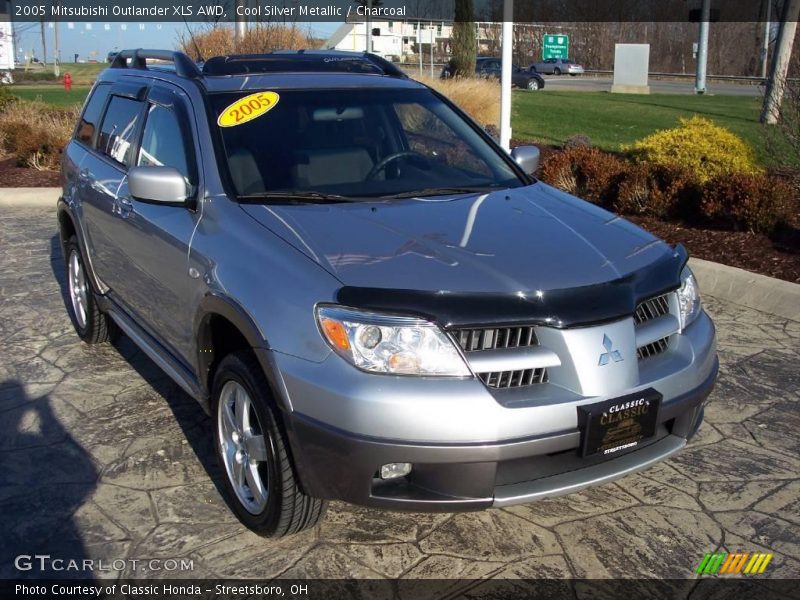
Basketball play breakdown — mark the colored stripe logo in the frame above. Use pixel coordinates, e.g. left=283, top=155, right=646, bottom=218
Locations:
left=696, top=552, right=773, bottom=575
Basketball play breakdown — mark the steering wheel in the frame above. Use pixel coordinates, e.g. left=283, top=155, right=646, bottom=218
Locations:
left=365, top=151, right=430, bottom=181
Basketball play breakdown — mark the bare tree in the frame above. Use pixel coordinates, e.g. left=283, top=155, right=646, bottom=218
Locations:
left=762, top=0, right=800, bottom=124
left=450, top=0, right=477, bottom=76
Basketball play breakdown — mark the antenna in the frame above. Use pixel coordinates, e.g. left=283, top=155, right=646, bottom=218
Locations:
left=182, top=17, right=205, bottom=63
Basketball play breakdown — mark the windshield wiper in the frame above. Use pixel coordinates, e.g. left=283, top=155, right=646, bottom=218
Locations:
left=379, top=186, right=503, bottom=199
left=237, top=191, right=359, bottom=203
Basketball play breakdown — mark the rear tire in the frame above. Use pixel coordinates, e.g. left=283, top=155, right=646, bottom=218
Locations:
left=527, top=79, right=540, bottom=91
left=212, top=351, right=327, bottom=537
left=64, top=236, right=116, bottom=344
left=554, top=67, right=562, bottom=76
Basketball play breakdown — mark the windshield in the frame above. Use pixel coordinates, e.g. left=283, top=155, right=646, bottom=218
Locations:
left=211, top=88, right=523, bottom=200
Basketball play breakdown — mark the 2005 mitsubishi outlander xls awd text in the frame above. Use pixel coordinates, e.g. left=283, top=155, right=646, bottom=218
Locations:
left=58, top=49, right=717, bottom=537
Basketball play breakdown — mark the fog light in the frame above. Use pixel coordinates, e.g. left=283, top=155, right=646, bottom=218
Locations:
left=380, top=462, right=412, bottom=480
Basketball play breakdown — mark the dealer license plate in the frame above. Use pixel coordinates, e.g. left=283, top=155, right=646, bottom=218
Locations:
left=578, top=389, right=662, bottom=457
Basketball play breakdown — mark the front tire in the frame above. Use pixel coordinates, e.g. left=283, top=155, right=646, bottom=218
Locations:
left=64, top=236, right=115, bottom=344
left=212, top=351, right=327, bottom=537
left=527, top=79, right=540, bottom=91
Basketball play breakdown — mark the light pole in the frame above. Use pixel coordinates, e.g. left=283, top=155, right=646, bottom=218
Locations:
left=499, top=0, right=513, bottom=150
left=695, top=0, right=710, bottom=94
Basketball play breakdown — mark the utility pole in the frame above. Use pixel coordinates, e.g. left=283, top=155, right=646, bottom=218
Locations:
left=53, top=3, right=60, bottom=78
left=366, top=0, right=373, bottom=53
left=694, top=0, right=710, bottom=94
left=418, top=21, right=422, bottom=76
left=234, top=0, right=247, bottom=45
left=40, top=20, right=47, bottom=67
left=761, top=0, right=800, bottom=124
left=760, top=0, right=771, bottom=80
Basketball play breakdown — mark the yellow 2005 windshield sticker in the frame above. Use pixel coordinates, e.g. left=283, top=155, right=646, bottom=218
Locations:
left=217, top=92, right=280, bottom=127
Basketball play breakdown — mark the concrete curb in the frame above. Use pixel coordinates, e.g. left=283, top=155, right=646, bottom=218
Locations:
left=1, top=187, right=797, bottom=322
left=689, top=257, right=800, bottom=323
left=0, top=187, right=60, bottom=207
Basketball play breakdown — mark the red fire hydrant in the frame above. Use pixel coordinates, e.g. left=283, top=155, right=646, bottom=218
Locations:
left=63, top=72, right=72, bottom=92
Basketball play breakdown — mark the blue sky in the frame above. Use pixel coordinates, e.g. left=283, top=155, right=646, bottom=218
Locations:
left=13, top=21, right=341, bottom=62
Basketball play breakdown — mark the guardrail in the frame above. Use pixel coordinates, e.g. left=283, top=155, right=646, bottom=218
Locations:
left=583, top=70, right=800, bottom=84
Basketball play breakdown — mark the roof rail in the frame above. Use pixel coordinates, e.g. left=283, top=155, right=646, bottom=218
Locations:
left=110, top=49, right=202, bottom=79
left=201, top=50, right=407, bottom=78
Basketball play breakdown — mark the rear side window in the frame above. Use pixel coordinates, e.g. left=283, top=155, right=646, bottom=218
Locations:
left=74, top=84, right=110, bottom=147
left=97, top=96, right=143, bottom=167
left=137, top=104, right=195, bottom=185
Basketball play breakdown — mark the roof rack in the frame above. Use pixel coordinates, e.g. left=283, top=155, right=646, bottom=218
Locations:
left=201, top=50, right=407, bottom=78
left=110, top=49, right=202, bottom=79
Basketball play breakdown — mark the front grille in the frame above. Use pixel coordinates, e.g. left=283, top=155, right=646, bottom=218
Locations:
left=479, top=368, right=548, bottom=389
left=634, top=293, right=670, bottom=325
left=452, top=325, right=547, bottom=389
left=454, top=326, right=538, bottom=353
left=635, top=293, right=673, bottom=360
left=637, top=337, right=670, bottom=360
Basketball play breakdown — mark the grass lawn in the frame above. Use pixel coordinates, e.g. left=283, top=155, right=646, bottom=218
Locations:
left=512, top=91, right=772, bottom=164
left=10, top=85, right=90, bottom=107
left=6, top=83, right=778, bottom=166
left=13, top=62, right=106, bottom=85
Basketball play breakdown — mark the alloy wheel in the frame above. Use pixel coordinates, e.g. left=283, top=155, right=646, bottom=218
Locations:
left=217, top=380, right=270, bottom=514
left=68, top=249, right=88, bottom=330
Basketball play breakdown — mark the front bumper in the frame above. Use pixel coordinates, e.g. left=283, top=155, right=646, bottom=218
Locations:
left=284, top=363, right=714, bottom=511
left=270, top=311, right=717, bottom=511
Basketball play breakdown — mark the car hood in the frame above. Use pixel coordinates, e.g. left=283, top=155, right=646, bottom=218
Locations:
left=241, top=182, right=684, bottom=326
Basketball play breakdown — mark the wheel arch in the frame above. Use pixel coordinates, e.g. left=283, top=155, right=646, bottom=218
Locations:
left=57, top=202, right=104, bottom=294
left=194, top=294, right=292, bottom=413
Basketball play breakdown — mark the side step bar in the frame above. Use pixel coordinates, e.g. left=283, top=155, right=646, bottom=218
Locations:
left=106, top=304, right=207, bottom=405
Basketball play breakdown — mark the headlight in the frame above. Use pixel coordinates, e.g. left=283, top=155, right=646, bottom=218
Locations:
left=316, top=306, right=470, bottom=376
left=677, top=266, right=701, bottom=329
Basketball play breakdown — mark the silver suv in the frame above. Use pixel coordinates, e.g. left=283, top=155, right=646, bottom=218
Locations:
left=59, top=49, right=717, bottom=537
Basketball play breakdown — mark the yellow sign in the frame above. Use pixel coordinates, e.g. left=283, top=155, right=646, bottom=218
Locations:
left=217, top=92, right=280, bottom=127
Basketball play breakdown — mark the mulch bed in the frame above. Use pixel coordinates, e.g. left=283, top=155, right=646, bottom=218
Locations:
left=0, top=158, right=60, bottom=187
left=1, top=156, right=798, bottom=283
left=628, top=217, right=800, bottom=284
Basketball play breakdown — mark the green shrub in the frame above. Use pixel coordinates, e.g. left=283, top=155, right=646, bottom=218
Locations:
left=538, top=146, right=627, bottom=207
left=700, top=173, right=793, bottom=234
left=627, top=116, right=762, bottom=183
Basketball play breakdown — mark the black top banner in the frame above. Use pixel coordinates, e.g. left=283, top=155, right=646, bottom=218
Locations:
left=3, top=0, right=775, bottom=23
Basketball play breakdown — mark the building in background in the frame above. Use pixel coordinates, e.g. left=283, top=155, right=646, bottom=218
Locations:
left=326, top=19, right=558, bottom=67
left=0, top=22, right=15, bottom=74
left=326, top=19, right=453, bottom=62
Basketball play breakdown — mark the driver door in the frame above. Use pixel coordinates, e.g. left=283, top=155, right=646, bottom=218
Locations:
left=107, top=85, right=202, bottom=364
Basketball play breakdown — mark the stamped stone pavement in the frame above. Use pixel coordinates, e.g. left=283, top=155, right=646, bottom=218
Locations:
left=1, top=205, right=799, bottom=586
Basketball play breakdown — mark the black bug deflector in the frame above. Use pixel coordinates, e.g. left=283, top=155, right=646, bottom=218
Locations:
left=336, top=245, right=688, bottom=329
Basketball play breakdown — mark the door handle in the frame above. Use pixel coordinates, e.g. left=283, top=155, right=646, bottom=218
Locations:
left=115, top=196, right=133, bottom=219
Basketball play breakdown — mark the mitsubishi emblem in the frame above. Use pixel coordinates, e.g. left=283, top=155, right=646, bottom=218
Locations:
left=598, top=334, right=624, bottom=366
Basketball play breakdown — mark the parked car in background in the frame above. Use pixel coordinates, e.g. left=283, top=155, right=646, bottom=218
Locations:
left=530, top=58, right=585, bottom=76
left=106, top=51, right=118, bottom=63
left=441, top=57, right=546, bottom=91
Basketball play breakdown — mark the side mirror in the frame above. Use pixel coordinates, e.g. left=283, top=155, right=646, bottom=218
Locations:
left=511, top=145, right=540, bottom=175
left=128, top=166, right=189, bottom=205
